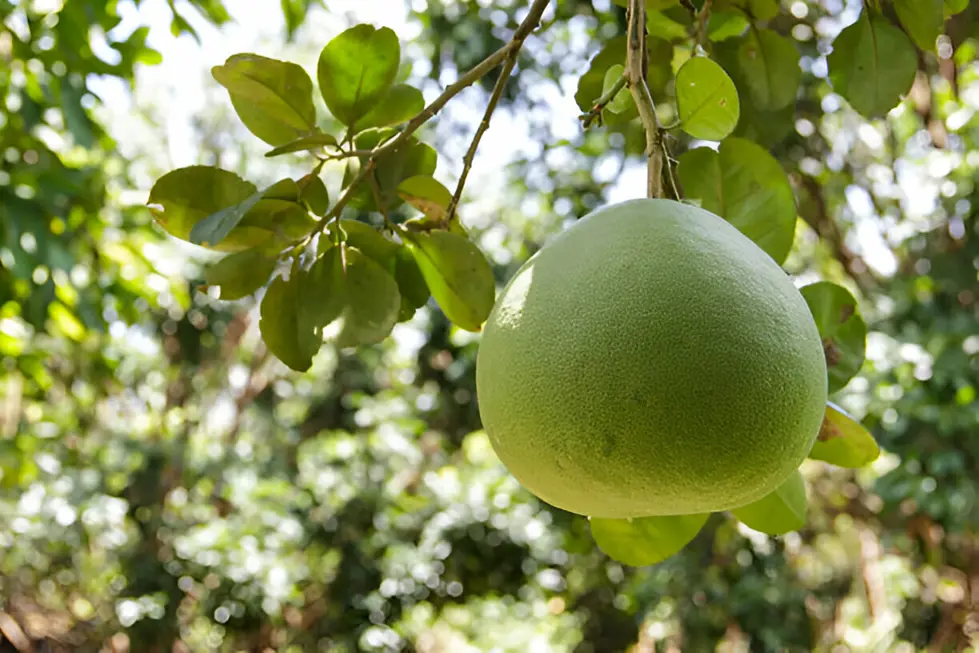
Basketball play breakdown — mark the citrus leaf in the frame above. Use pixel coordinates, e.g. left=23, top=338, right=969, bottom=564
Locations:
left=212, top=53, right=317, bottom=146
left=337, top=220, right=399, bottom=270
left=397, top=175, right=454, bottom=222
left=357, top=83, right=424, bottom=130
left=894, top=0, right=943, bottom=51
left=239, top=198, right=316, bottom=241
left=204, top=248, right=277, bottom=300
left=945, top=0, right=968, bottom=16
left=809, top=401, right=880, bottom=468
left=575, top=35, right=673, bottom=121
left=735, top=28, right=800, bottom=111
left=827, top=13, right=917, bottom=118
left=731, top=470, right=807, bottom=535
left=263, top=178, right=301, bottom=201
left=601, top=64, right=633, bottom=114
left=611, top=0, right=681, bottom=9
left=260, top=273, right=322, bottom=372
left=714, top=0, right=778, bottom=20
left=302, top=246, right=345, bottom=330
left=337, top=248, right=401, bottom=347
left=676, top=138, right=796, bottom=265
left=800, top=281, right=867, bottom=393
left=675, top=56, right=740, bottom=141
left=348, top=134, right=437, bottom=211
left=401, top=229, right=495, bottom=332
left=149, top=167, right=277, bottom=252
left=394, top=247, right=430, bottom=315
left=647, top=11, right=690, bottom=41
left=299, top=174, right=329, bottom=216
left=264, top=131, right=338, bottom=158
left=317, top=24, right=400, bottom=126
left=707, top=11, right=749, bottom=41
left=589, top=513, right=709, bottom=567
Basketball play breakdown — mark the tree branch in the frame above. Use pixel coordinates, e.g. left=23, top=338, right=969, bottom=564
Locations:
left=313, top=0, right=550, bottom=236
left=626, top=0, right=664, bottom=199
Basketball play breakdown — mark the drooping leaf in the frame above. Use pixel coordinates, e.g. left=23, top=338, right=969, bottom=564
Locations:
left=394, top=247, right=430, bottom=317
left=317, top=24, right=400, bottom=126
left=357, top=84, right=425, bottom=130
left=299, top=174, right=329, bottom=216
left=827, top=13, right=917, bottom=118
left=260, top=273, right=322, bottom=372
left=894, top=0, right=944, bottom=51
left=204, top=248, right=277, bottom=300
left=677, top=138, right=796, bottom=264
left=809, top=401, right=881, bottom=468
left=149, top=167, right=275, bottom=252
left=735, top=28, right=800, bottom=111
left=264, top=131, right=338, bottom=158
left=337, top=220, right=399, bottom=270
left=590, top=513, right=709, bottom=567
left=401, top=229, right=495, bottom=332
left=731, top=470, right=807, bottom=535
left=800, top=282, right=867, bottom=393
left=212, top=54, right=317, bottom=146
left=675, top=56, right=740, bottom=141
left=397, top=176, right=454, bottom=223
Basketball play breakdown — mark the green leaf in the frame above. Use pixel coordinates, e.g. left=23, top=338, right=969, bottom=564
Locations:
left=647, top=11, right=690, bottom=41
left=307, top=247, right=401, bottom=348
left=590, top=513, right=709, bottom=567
left=894, top=0, right=944, bottom=51
left=731, top=470, right=807, bottom=535
left=264, top=131, right=338, bottom=158
left=575, top=36, right=673, bottom=121
left=260, top=273, right=322, bottom=372
left=707, top=11, right=749, bottom=41
left=601, top=64, right=633, bottom=114
left=149, top=167, right=277, bottom=252
left=809, top=402, right=880, bottom=468
left=357, top=84, right=425, bottom=130
left=676, top=138, right=796, bottom=264
left=299, top=174, right=329, bottom=216
left=827, top=13, right=917, bottom=118
left=714, top=0, right=778, bottom=20
left=317, top=24, right=400, bottom=126
left=945, top=0, right=969, bottom=16
left=401, top=229, right=495, bottom=332
left=239, top=198, right=317, bottom=242
left=735, top=29, right=800, bottom=111
left=800, top=282, right=867, bottom=393
left=212, top=54, right=317, bottom=146
left=337, top=220, right=399, bottom=269
left=204, top=248, right=277, bottom=300
left=348, top=134, right=438, bottom=211
left=263, top=178, right=301, bottom=201
left=675, top=56, right=740, bottom=141
left=394, top=247, right=430, bottom=315
left=732, top=96, right=795, bottom=147
left=397, top=175, right=454, bottom=223
left=611, top=0, right=680, bottom=9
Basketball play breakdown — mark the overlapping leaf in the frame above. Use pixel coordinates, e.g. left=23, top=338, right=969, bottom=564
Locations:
left=590, top=513, right=709, bottom=566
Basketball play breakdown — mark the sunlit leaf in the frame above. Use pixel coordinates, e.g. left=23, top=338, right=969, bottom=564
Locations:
left=357, top=84, right=425, bottom=130
left=401, top=229, right=495, bottom=332
left=575, top=35, right=673, bottom=122
left=601, top=64, right=632, bottom=114
left=397, top=175, right=454, bottom=223
left=264, top=131, right=338, bottom=158
left=827, top=12, right=917, bottom=118
left=731, top=470, right=807, bottom=535
left=800, top=281, right=867, bottom=393
left=212, top=53, right=317, bottom=146
left=677, top=138, right=796, bottom=264
left=317, top=24, right=400, bottom=126
left=809, top=401, right=880, bottom=468
left=299, top=174, right=329, bottom=216
left=675, top=56, right=740, bottom=141
left=590, top=513, right=709, bottom=566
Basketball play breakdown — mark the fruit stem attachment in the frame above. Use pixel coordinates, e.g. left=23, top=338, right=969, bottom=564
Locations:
left=626, top=0, right=665, bottom=199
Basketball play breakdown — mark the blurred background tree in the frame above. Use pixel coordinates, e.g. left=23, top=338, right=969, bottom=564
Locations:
left=1, top=0, right=978, bottom=651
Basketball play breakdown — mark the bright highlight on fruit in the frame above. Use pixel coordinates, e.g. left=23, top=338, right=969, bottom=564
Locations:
left=476, top=199, right=828, bottom=519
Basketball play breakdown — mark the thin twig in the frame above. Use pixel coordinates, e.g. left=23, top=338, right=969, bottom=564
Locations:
left=695, top=0, right=713, bottom=47
left=312, top=0, right=551, bottom=238
left=626, top=0, right=664, bottom=199
left=366, top=171, right=396, bottom=231
left=447, top=51, right=520, bottom=225
left=580, top=73, right=627, bottom=128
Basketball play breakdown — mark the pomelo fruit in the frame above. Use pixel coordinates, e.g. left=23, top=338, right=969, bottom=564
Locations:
left=475, top=199, right=827, bottom=519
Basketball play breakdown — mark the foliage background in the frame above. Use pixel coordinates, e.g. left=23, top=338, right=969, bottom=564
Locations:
left=1, top=0, right=978, bottom=651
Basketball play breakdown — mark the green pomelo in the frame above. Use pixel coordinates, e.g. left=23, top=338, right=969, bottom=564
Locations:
left=475, top=199, right=827, bottom=519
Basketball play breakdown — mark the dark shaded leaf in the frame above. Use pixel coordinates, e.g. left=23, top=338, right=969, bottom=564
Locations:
left=204, top=248, right=277, bottom=300
left=800, top=281, right=867, bottom=393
